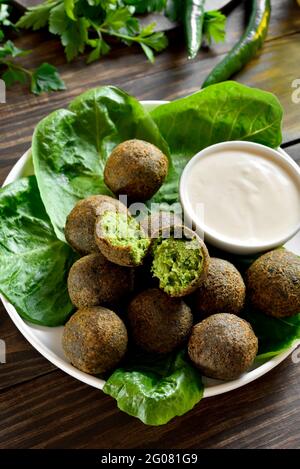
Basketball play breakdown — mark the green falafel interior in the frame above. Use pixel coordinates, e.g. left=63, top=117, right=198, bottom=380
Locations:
left=101, top=211, right=150, bottom=264
left=151, top=238, right=204, bottom=296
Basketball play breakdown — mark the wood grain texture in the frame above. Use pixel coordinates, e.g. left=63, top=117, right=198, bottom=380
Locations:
left=0, top=357, right=299, bottom=449
left=0, top=307, right=55, bottom=391
left=0, top=0, right=300, bottom=449
left=283, top=142, right=300, bottom=164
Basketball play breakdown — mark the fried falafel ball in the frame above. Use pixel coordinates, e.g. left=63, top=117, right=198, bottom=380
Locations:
left=246, top=249, right=300, bottom=318
left=188, top=313, right=258, bottom=380
left=67, top=253, right=134, bottom=309
left=95, top=210, right=150, bottom=267
left=65, top=195, right=128, bottom=255
left=151, top=225, right=210, bottom=297
left=128, top=288, right=193, bottom=354
left=194, top=258, right=246, bottom=318
left=104, top=139, right=169, bottom=201
left=62, top=306, right=128, bottom=374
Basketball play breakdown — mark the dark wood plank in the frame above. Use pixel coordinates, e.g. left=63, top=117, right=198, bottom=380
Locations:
left=0, top=355, right=299, bottom=449
left=0, top=306, right=55, bottom=390
left=283, top=142, right=300, bottom=165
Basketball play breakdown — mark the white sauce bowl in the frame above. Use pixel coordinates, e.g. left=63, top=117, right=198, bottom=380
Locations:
left=180, top=141, right=300, bottom=255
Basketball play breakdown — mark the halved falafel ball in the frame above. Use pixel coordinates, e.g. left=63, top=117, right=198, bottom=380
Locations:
left=128, top=288, right=193, bottom=354
left=133, top=212, right=182, bottom=291
left=62, top=306, right=128, bottom=374
left=67, top=253, right=134, bottom=308
left=194, top=258, right=245, bottom=318
left=246, top=249, right=300, bottom=318
left=104, top=139, right=169, bottom=201
left=95, top=210, right=150, bottom=267
left=188, top=313, right=258, bottom=380
left=65, top=195, right=128, bottom=255
left=151, top=225, right=210, bottom=297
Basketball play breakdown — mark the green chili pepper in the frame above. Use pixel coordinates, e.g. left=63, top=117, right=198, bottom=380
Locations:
left=202, top=0, right=271, bottom=87
left=184, top=0, right=206, bottom=59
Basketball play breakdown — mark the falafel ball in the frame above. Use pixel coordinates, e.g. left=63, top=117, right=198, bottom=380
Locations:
left=67, top=253, right=134, bottom=308
left=65, top=195, right=128, bottom=255
left=128, top=288, right=193, bottom=354
left=151, top=225, right=210, bottom=297
left=62, top=306, right=128, bottom=374
left=95, top=210, right=150, bottom=267
left=194, top=258, right=245, bottom=318
left=188, top=313, right=258, bottom=380
left=246, top=249, right=300, bottom=318
left=104, top=139, right=169, bottom=201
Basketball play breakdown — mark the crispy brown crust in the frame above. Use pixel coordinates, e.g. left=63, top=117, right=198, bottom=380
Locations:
left=67, top=253, right=135, bottom=308
left=65, top=195, right=128, bottom=255
left=62, top=306, right=128, bottom=374
left=188, top=313, right=258, bottom=380
left=94, top=213, right=150, bottom=267
left=246, top=249, right=300, bottom=318
left=128, top=288, right=193, bottom=354
left=151, top=224, right=210, bottom=297
left=104, top=139, right=169, bottom=201
left=95, top=234, right=138, bottom=267
left=194, top=258, right=246, bottom=317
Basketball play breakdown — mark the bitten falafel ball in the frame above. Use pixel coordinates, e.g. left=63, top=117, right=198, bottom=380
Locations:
left=128, top=288, right=193, bottom=354
left=67, top=253, right=134, bottom=308
left=151, top=225, right=210, bottom=297
left=104, top=139, right=169, bottom=201
left=246, top=249, right=300, bottom=318
left=188, top=313, right=258, bottom=380
left=95, top=210, right=150, bottom=267
left=65, top=195, right=128, bottom=255
left=194, top=258, right=245, bottom=318
left=62, top=306, right=128, bottom=374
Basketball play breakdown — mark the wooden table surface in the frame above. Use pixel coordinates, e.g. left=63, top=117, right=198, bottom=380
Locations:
left=1, top=0, right=300, bottom=450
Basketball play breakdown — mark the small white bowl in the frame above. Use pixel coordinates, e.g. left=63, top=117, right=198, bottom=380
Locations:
left=180, top=141, right=300, bottom=255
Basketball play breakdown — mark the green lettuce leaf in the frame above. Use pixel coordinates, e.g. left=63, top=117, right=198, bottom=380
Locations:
left=32, top=85, right=169, bottom=241
left=151, top=81, right=283, bottom=201
left=242, top=309, right=300, bottom=361
left=103, top=350, right=203, bottom=426
left=0, top=176, right=76, bottom=326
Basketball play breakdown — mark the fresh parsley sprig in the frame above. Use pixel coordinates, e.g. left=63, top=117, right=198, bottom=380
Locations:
left=0, top=39, right=66, bottom=94
left=0, top=2, right=65, bottom=94
left=17, top=0, right=168, bottom=64
left=203, top=10, right=227, bottom=46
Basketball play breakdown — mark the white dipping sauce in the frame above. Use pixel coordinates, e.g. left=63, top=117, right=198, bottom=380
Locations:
left=185, top=148, right=300, bottom=246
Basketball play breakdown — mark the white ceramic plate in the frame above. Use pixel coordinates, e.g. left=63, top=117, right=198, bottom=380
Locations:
left=1, top=100, right=300, bottom=399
